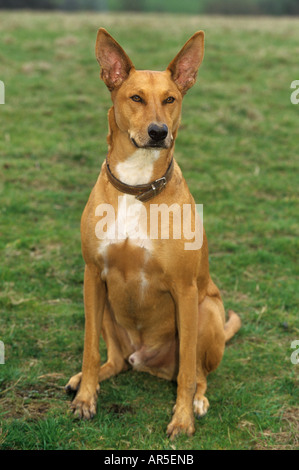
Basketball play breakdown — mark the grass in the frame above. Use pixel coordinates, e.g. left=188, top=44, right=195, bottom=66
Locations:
left=0, top=11, right=298, bottom=450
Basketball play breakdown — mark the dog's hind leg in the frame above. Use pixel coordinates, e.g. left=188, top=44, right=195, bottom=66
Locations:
left=98, top=306, right=130, bottom=382
left=66, top=306, right=130, bottom=395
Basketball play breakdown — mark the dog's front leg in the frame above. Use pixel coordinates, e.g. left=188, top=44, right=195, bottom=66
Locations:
left=167, top=285, right=198, bottom=439
left=71, top=264, right=105, bottom=419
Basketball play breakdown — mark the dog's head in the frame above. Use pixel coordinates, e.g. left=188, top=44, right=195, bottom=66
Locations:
left=95, top=29, right=204, bottom=150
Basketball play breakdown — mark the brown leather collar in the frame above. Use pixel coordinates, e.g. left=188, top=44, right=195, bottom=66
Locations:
left=105, top=157, right=174, bottom=202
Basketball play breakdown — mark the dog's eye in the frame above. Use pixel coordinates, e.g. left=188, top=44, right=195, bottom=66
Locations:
left=165, top=96, right=175, bottom=104
left=131, top=95, right=142, bottom=103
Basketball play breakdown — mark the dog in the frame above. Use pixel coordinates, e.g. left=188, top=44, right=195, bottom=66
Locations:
left=65, top=28, right=241, bottom=439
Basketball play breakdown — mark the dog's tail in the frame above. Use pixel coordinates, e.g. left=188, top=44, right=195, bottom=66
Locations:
left=224, top=310, right=241, bottom=343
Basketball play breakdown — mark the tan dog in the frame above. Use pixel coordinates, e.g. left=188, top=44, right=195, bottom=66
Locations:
left=65, top=28, right=241, bottom=439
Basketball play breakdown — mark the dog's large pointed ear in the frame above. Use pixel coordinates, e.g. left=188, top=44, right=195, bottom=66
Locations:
left=167, top=31, right=204, bottom=95
left=95, top=28, right=135, bottom=91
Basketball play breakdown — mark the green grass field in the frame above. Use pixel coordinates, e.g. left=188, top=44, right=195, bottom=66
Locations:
left=0, top=11, right=298, bottom=450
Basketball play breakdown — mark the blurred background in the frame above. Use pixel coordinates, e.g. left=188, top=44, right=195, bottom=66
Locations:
left=1, top=0, right=299, bottom=15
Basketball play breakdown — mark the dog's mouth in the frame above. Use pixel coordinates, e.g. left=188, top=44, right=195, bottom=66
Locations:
left=131, top=137, right=169, bottom=150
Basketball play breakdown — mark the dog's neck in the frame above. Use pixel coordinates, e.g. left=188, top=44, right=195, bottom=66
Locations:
left=106, top=107, right=174, bottom=186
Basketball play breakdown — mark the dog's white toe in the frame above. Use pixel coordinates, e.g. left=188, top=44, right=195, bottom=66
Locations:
left=193, top=396, right=209, bottom=418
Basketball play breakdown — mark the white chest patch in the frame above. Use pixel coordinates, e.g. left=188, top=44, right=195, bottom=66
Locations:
left=97, top=194, right=152, bottom=280
left=116, top=148, right=160, bottom=185
left=97, top=195, right=151, bottom=251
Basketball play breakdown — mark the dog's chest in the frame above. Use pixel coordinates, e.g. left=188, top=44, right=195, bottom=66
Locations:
left=97, top=195, right=167, bottom=328
left=96, top=149, right=170, bottom=328
left=98, top=148, right=159, bottom=280
left=98, top=193, right=152, bottom=262
left=97, top=192, right=153, bottom=304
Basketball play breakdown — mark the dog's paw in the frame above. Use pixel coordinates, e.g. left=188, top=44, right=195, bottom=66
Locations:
left=65, top=372, right=82, bottom=395
left=166, top=411, right=195, bottom=440
left=71, top=391, right=98, bottom=420
left=193, top=396, right=209, bottom=419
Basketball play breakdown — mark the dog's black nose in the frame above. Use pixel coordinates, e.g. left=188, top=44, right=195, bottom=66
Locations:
left=148, top=123, right=168, bottom=142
